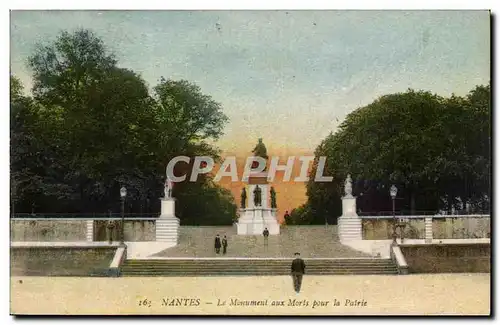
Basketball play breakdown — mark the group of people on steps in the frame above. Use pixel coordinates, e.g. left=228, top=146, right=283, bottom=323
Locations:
left=213, top=227, right=270, bottom=255
left=213, top=228, right=305, bottom=293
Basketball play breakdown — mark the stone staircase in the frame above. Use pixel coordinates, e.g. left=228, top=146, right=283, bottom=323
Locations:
left=153, top=226, right=370, bottom=258
left=155, top=216, right=180, bottom=244
left=120, top=258, right=398, bottom=276
left=338, top=217, right=362, bottom=242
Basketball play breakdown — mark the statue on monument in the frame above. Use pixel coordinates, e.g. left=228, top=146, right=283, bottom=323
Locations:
left=241, top=187, right=247, bottom=209
left=252, top=138, right=269, bottom=170
left=344, top=174, right=353, bottom=197
left=270, top=186, right=277, bottom=209
left=253, top=185, right=262, bottom=207
left=252, top=138, right=269, bottom=160
left=164, top=174, right=174, bottom=199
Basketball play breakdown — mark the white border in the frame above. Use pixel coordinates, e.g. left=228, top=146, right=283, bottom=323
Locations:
left=2, top=1, right=497, bottom=322
left=4, top=0, right=498, bottom=10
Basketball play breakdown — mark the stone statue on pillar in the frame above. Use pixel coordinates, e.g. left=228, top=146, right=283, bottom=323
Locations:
left=252, top=138, right=269, bottom=160
left=241, top=187, right=247, bottom=209
left=164, top=175, right=174, bottom=199
left=344, top=174, right=353, bottom=198
left=253, top=185, right=262, bottom=207
left=270, top=186, right=277, bottom=209
left=252, top=138, right=269, bottom=170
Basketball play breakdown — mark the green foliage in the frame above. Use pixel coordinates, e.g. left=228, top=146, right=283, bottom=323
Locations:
left=287, top=204, right=313, bottom=225
left=11, top=29, right=237, bottom=224
left=305, top=87, right=491, bottom=223
left=174, top=180, right=237, bottom=226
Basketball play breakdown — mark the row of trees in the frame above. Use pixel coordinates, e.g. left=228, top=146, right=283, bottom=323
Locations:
left=10, top=29, right=237, bottom=225
left=287, top=86, right=491, bottom=225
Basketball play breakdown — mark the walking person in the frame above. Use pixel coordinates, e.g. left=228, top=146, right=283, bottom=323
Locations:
left=214, top=234, right=221, bottom=254
left=222, top=235, right=228, bottom=255
left=107, top=220, right=115, bottom=244
left=263, top=227, right=270, bottom=247
left=291, top=252, right=306, bottom=293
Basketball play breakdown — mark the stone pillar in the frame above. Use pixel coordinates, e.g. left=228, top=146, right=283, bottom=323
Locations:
left=86, top=220, right=94, bottom=242
left=425, top=217, right=433, bottom=243
left=338, top=195, right=362, bottom=242
left=341, top=195, right=358, bottom=217
left=155, top=198, right=180, bottom=244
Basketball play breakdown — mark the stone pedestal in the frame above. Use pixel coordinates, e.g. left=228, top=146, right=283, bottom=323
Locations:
left=237, top=208, right=280, bottom=235
left=236, top=172, right=280, bottom=235
left=338, top=195, right=362, bottom=242
left=160, top=199, right=175, bottom=217
left=341, top=195, right=357, bottom=217
left=155, top=198, right=180, bottom=244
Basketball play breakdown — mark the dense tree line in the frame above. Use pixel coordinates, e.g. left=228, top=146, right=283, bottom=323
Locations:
left=286, top=86, right=491, bottom=225
left=10, top=29, right=237, bottom=225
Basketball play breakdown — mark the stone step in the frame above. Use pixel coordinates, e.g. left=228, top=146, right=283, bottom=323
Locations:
left=121, top=270, right=398, bottom=276
left=121, top=261, right=395, bottom=267
left=123, top=261, right=393, bottom=266
left=121, top=266, right=397, bottom=274
left=120, top=258, right=398, bottom=276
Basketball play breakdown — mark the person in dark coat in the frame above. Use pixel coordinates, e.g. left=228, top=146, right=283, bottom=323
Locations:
left=214, top=234, right=221, bottom=254
left=291, top=252, right=306, bottom=293
left=263, top=228, right=270, bottom=247
left=222, top=235, right=228, bottom=255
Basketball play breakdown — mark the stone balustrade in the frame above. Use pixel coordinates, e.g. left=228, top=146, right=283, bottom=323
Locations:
left=357, top=214, right=490, bottom=241
left=10, top=217, right=158, bottom=242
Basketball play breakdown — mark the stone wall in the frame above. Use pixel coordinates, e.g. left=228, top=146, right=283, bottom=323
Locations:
left=10, top=247, right=116, bottom=276
left=94, top=220, right=155, bottom=242
left=400, top=243, right=490, bottom=273
left=432, top=217, right=490, bottom=239
left=362, top=218, right=425, bottom=240
left=361, top=216, right=490, bottom=240
left=11, top=220, right=88, bottom=242
left=11, top=219, right=156, bottom=242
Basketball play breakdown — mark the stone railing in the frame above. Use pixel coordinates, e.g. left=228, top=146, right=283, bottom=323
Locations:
left=10, top=216, right=158, bottom=242
left=358, top=214, right=490, bottom=242
left=390, top=245, right=409, bottom=275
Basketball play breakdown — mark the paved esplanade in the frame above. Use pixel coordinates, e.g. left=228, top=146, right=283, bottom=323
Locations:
left=154, top=226, right=370, bottom=258
left=10, top=274, right=490, bottom=315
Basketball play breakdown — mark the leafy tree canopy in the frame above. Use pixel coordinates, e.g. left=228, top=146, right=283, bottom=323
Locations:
left=11, top=29, right=237, bottom=225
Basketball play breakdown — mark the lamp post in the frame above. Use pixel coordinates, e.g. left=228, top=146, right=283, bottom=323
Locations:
left=120, top=186, right=127, bottom=245
left=390, top=185, right=398, bottom=245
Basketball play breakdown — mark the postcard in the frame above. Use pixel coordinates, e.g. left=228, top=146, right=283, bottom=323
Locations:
left=9, top=9, right=491, bottom=316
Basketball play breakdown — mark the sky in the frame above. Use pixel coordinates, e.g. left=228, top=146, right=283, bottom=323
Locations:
left=10, top=10, right=490, bottom=153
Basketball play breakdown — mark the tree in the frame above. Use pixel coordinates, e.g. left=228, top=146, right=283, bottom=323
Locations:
left=14, top=28, right=237, bottom=225
left=28, top=29, right=116, bottom=107
left=304, top=86, right=491, bottom=224
left=287, top=204, right=313, bottom=225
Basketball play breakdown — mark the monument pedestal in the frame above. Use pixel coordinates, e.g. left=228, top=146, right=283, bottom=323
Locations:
left=155, top=198, right=180, bottom=244
left=237, top=208, right=280, bottom=235
left=236, top=172, right=280, bottom=235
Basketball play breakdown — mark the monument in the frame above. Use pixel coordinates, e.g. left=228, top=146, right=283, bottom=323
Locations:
left=236, top=139, right=280, bottom=235
left=338, top=173, right=362, bottom=242
left=155, top=173, right=180, bottom=244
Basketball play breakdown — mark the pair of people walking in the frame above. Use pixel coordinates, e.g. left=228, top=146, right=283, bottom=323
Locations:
left=214, top=234, right=228, bottom=255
